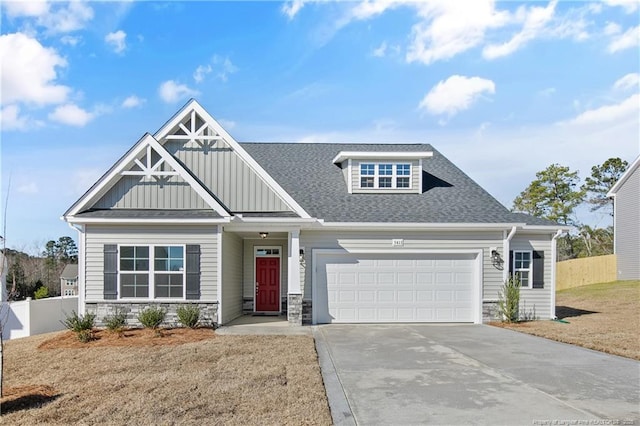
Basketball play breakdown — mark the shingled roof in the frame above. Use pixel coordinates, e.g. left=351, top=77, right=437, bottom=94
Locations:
left=242, top=143, right=556, bottom=226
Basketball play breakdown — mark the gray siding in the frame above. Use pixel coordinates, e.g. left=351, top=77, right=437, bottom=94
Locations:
left=163, top=139, right=292, bottom=212
left=511, top=234, right=553, bottom=320
left=92, top=175, right=209, bottom=209
left=615, top=165, right=640, bottom=280
left=351, top=159, right=421, bottom=194
left=221, top=231, right=243, bottom=323
left=243, top=239, right=289, bottom=300
left=300, top=230, right=504, bottom=301
left=84, top=225, right=218, bottom=302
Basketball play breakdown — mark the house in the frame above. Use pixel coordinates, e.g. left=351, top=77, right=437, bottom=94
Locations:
left=607, top=155, right=640, bottom=281
left=60, top=264, right=79, bottom=296
left=63, top=100, right=565, bottom=326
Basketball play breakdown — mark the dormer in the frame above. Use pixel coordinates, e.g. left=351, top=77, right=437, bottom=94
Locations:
left=332, top=151, right=433, bottom=194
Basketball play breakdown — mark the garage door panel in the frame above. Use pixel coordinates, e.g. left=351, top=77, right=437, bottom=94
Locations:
left=316, top=252, right=476, bottom=323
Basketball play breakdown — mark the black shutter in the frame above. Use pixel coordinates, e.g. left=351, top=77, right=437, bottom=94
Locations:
left=532, top=251, right=544, bottom=288
left=104, top=244, right=118, bottom=300
left=185, top=244, right=201, bottom=300
left=508, top=250, right=514, bottom=278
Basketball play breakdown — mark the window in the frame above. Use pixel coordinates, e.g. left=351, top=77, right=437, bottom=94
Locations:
left=359, top=163, right=412, bottom=189
left=513, top=251, right=532, bottom=288
left=119, top=245, right=185, bottom=299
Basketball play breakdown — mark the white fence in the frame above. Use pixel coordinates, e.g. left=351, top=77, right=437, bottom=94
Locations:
left=1, top=296, right=79, bottom=340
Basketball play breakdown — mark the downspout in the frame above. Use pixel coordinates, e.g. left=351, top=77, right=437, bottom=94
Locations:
left=68, top=223, right=85, bottom=315
left=550, top=229, right=563, bottom=320
left=502, top=226, right=517, bottom=282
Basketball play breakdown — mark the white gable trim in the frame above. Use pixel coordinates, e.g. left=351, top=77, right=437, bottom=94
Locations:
left=65, top=133, right=230, bottom=218
left=607, top=154, right=640, bottom=197
left=332, top=151, right=433, bottom=164
left=154, top=99, right=312, bottom=219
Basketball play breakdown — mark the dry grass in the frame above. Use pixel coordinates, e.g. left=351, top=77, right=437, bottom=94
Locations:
left=492, top=280, right=640, bottom=360
left=1, top=329, right=332, bottom=425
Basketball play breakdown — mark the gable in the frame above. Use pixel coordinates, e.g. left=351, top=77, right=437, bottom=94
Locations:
left=154, top=103, right=309, bottom=216
left=65, top=133, right=229, bottom=218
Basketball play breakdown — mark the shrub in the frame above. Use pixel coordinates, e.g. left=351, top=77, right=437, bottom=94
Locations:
left=177, top=305, right=200, bottom=328
left=104, top=309, right=128, bottom=334
left=138, top=306, right=166, bottom=330
left=498, top=275, right=521, bottom=323
left=62, top=310, right=96, bottom=342
left=34, top=286, right=49, bottom=299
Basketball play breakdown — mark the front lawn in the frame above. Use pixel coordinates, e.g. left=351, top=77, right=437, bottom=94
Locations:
left=493, top=280, right=640, bottom=360
left=1, top=330, right=332, bottom=424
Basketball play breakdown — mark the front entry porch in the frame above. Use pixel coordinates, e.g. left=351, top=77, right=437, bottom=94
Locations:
left=215, top=314, right=311, bottom=335
left=219, top=227, right=305, bottom=326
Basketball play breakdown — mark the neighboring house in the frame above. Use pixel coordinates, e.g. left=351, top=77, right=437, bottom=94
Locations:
left=607, top=155, right=640, bottom=281
left=60, top=264, right=79, bottom=296
left=63, top=100, right=565, bottom=326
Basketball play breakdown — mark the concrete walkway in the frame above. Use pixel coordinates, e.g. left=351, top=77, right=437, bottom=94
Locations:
left=215, top=315, right=312, bottom=335
left=315, top=324, right=640, bottom=425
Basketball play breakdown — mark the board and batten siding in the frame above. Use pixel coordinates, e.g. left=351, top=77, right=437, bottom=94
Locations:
left=510, top=234, right=553, bottom=319
left=242, top=239, right=289, bottom=300
left=299, top=230, right=504, bottom=301
left=163, top=139, right=293, bottom=212
left=615, top=164, right=640, bottom=280
left=221, top=231, right=243, bottom=323
left=350, top=159, right=421, bottom=194
left=84, top=225, right=218, bottom=302
left=92, top=175, right=209, bottom=210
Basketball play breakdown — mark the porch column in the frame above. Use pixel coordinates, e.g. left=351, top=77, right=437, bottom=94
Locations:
left=287, top=229, right=302, bottom=326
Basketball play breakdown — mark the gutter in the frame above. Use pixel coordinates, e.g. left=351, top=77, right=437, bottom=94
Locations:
left=550, top=229, right=564, bottom=320
left=502, top=226, right=518, bottom=282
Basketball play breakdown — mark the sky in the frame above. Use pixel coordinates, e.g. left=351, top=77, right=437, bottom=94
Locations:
left=1, top=0, right=639, bottom=253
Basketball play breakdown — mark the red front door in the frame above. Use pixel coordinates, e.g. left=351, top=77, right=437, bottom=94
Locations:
left=255, top=257, right=280, bottom=312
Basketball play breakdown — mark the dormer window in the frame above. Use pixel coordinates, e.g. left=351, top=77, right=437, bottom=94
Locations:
left=360, top=163, right=411, bottom=189
left=332, top=150, right=433, bottom=194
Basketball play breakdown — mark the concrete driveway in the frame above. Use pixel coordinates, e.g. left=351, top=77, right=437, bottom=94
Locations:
left=314, top=324, right=640, bottom=425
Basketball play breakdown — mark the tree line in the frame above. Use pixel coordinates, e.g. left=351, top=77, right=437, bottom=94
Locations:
left=512, top=157, right=627, bottom=261
left=3, top=236, right=78, bottom=300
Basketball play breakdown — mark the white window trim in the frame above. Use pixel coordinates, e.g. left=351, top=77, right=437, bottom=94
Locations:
left=359, top=162, right=412, bottom=189
left=117, top=244, right=187, bottom=301
left=513, top=250, right=533, bottom=289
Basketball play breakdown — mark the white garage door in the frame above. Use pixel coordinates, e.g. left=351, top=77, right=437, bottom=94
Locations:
left=314, top=252, right=477, bottom=323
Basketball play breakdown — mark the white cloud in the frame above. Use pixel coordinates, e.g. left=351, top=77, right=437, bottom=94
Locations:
left=351, top=0, right=401, bottom=20
left=603, top=22, right=621, bottom=36
left=372, top=41, right=387, bottom=57
left=602, top=0, right=639, bottom=13
left=406, top=0, right=511, bottom=65
left=213, top=55, right=237, bottom=82
left=158, top=80, right=199, bottom=103
left=0, top=32, right=70, bottom=106
left=105, top=30, right=127, bottom=54
left=608, top=25, right=640, bottom=53
left=193, top=64, right=212, bottom=83
left=60, top=35, right=80, bottom=46
left=218, top=118, right=236, bottom=130
left=3, top=0, right=50, bottom=18
left=613, top=73, right=640, bottom=91
left=17, top=182, right=39, bottom=194
left=48, top=103, right=95, bottom=126
left=121, top=95, right=145, bottom=109
left=1, top=105, right=29, bottom=131
left=563, top=93, right=640, bottom=126
left=282, top=0, right=306, bottom=20
left=483, top=1, right=557, bottom=59
left=419, top=75, right=496, bottom=117
left=39, top=1, right=94, bottom=33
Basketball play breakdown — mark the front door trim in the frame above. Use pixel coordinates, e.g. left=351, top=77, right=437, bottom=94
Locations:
left=254, top=246, right=282, bottom=313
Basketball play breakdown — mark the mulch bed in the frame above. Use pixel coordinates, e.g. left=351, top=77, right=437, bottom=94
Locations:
left=38, top=327, right=216, bottom=349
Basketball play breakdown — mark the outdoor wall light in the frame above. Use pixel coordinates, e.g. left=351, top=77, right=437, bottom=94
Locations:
left=490, top=249, right=504, bottom=269
left=299, top=248, right=305, bottom=263
left=259, top=232, right=269, bottom=239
